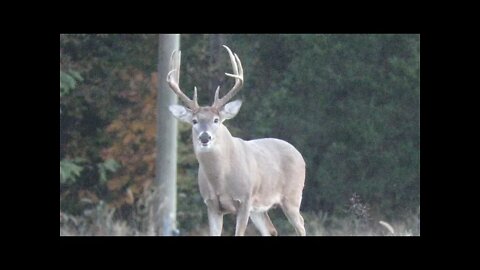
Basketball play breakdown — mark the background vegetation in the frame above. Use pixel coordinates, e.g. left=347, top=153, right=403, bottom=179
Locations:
left=60, top=34, right=420, bottom=236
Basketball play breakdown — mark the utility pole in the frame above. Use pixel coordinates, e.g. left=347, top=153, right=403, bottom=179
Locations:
left=155, top=34, right=179, bottom=236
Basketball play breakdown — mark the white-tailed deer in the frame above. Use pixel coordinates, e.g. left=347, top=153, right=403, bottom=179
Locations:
left=167, top=45, right=306, bottom=236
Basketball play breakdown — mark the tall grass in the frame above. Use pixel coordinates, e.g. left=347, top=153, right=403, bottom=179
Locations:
left=61, top=192, right=419, bottom=236
left=61, top=188, right=158, bottom=236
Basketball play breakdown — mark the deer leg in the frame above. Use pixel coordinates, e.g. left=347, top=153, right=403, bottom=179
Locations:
left=234, top=200, right=251, bottom=236
left=206, top=199, right=224, bottom=236
left=250, top=212, right=278, bottom=236
left=263, top=212, right=278, bottom=236
left=207, top=208, right=223, bottom=236
left=281, top=201, right=306, bottom=236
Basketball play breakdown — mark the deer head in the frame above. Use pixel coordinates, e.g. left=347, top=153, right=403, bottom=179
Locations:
left=168, top=45, right=244, bottom=151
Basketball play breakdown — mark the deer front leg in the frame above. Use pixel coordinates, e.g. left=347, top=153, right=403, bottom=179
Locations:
left=206, top=200, right=223, bottom=236
left=234, top=199, right=251, bottom=236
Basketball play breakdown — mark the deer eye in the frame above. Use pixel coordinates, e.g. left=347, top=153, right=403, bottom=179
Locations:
left=214, top=118, right=219, bottom=124
left=192, top=119, right=198, bottom=125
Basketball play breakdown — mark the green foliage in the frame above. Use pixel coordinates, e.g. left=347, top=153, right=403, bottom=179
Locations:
left=97, top=159, right=121, bottom=184
left=60, top=70, right=83, bottom=97
left=60, top=34, right=158, bottom=214
left=60, top=157, right=121, bottom=186
left=60, top=158, right=85, bottom=184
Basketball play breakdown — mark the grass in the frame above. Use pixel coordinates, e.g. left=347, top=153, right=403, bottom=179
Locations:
left=60, top=195, right=419, bottom=236
left=60, top=209, right=420, bottom=236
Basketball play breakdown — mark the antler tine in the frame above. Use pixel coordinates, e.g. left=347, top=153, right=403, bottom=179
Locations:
left=166, top=50, right=199, bottom=110
left=193, top=86, right=199, bottom=108
left=213, top=85, right=221, bottom=106
left=213, top=45, right=244, bottom=108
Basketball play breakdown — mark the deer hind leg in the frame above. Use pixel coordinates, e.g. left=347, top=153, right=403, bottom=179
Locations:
left=264, top=212, right=278, bottom=236
left=281, top=200, right=306, bottom=236
left=250, top=212, right=278, bottom=236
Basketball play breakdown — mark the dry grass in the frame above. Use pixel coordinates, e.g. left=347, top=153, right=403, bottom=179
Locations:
left=60, top=206, right=419, bottom=236
left=61, top=188, right=158, bottom=236
left=302, top=211, right=420, bottom=236
left=61, top=190, right=419, bottom=236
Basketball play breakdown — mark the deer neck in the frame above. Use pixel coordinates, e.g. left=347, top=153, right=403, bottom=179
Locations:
left=194, top=125, right=234, bottom=186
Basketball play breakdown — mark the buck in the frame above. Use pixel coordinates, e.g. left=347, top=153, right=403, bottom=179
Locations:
left=167, top=45, right=306, bottom=236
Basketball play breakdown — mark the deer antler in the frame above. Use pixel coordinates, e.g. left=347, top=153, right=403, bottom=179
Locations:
left=166, top=50, right=199, bottom=110
left=212, top=45, right=244, bottom=109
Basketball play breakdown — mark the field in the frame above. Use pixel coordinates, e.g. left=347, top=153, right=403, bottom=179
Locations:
left=60, top=195, right=419, bottom=236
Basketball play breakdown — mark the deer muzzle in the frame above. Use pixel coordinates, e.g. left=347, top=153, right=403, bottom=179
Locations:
left=199, top=132, right=212, bottom=146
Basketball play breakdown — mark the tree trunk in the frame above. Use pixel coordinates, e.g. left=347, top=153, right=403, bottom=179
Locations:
left=155, top=34, right=180, bottom=236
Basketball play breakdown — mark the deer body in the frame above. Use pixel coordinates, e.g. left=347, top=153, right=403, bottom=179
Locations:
left=167, top=46, right=306, bottom=236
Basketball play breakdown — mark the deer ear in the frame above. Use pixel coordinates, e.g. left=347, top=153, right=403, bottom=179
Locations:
left=220, top=100, right=242, bottom=121
left=169, top=105, right=193, bottom=124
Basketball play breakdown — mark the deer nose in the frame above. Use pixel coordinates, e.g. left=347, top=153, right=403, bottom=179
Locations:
left=199, top=132, right=211, bottom=144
